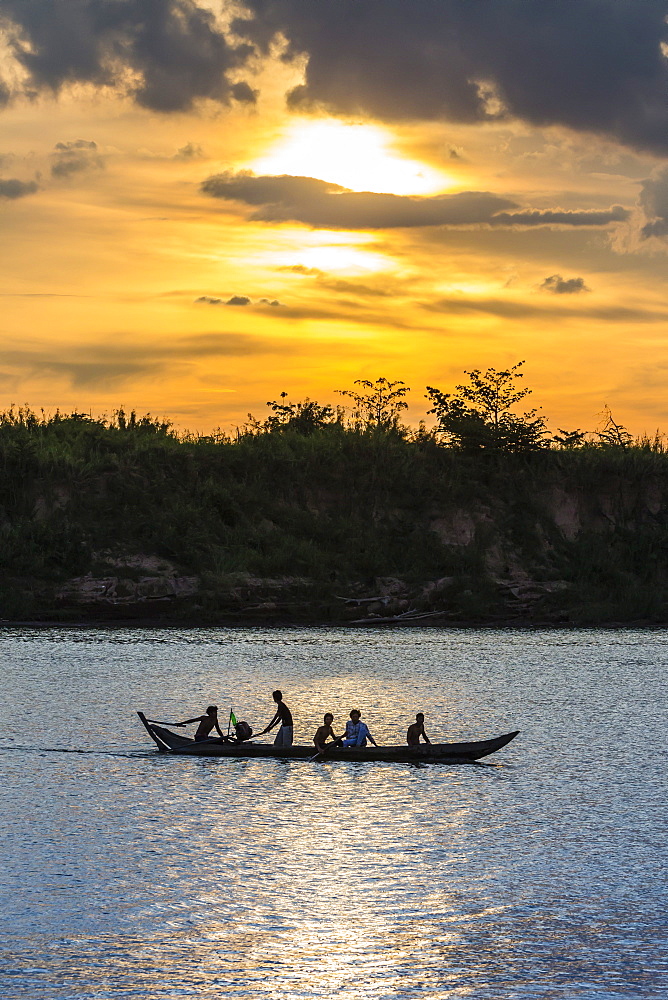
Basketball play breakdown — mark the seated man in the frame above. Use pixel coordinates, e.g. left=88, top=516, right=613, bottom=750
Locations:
left=407, top=712, right=431, bottom=746
left=342, top=709, right=378, bottom=748
left=313, top=713, right=343, bottom=753
left=173, top=705, right=226, bottom=742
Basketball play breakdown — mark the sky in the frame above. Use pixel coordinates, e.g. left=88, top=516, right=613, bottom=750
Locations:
left=1, top=0, right=668, bottom=434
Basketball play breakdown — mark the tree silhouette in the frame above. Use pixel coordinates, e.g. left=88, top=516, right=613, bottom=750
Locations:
left=426, top=362, right=548, bottom=452
left=336, top=377, right=410, bottom=431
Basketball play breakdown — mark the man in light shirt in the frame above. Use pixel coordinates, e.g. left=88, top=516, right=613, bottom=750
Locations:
left=342, top=709, right=378, bottom=748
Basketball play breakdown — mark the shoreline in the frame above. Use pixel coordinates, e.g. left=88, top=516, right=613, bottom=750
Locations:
left=2, top=610, right=665, bottom=630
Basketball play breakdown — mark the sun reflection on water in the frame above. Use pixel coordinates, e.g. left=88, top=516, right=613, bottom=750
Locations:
left=1, top=626, right=666, bottom=997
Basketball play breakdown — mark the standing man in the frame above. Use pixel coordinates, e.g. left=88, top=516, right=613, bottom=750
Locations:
left=262, top=689, right=294, bottom=746
left=342, top=709, right=378, bottom=748
left=406, top=712, right=431, bottom=747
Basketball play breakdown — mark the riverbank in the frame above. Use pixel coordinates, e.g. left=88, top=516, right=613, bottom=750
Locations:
left=2, top=412, right=668, bottom=625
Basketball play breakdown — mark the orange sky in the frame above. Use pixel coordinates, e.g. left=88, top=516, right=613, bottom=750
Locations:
left=1, top=5, right=668, bottom=436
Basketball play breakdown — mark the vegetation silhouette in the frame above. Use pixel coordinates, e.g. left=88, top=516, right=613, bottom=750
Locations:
left=1, top=366, right=667, bottom=625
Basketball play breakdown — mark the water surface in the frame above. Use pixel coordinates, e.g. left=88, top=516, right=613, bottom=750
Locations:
left=1, top=626, right=666, bottom=998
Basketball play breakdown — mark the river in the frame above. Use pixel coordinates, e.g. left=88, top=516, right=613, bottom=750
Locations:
left=1, top=626, right=666, bottom=998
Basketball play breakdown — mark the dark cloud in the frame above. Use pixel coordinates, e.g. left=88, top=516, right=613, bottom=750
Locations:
left=258, top=298, right=283, bottom=306
left=1, top=0, right=254, bottom=112
left=51, top=139, right=103, bottom=178
left=492, top=207, right=629, bottom=227
left=229, top=81, right=258, bottom=105
left=226, top=295, right=252, bottom=306
left=3, top=2, right=667, bottom=154
left=202, top=171, right=517, bottom=229
left=202, top=171, right=630, bottom=231
left=235, top=1, right=668, bottom=156
left=540, top=275, right=590, bottom=294
left=0, top=178, right=39, bottom=199
left=638, top=168, right=668, bottom=240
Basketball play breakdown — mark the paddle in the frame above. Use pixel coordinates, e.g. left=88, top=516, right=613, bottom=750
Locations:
left=309, top=734, right=348, bottom=761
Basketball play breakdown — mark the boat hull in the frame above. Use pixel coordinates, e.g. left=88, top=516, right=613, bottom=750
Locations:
left=137, top=713, right=519, bottom=763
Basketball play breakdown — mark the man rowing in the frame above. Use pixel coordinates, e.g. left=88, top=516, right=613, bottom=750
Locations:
left=406, top=712, right=431, bottom=746
left=173, top=705, right=226, bottom=742
left=342, top=709, right=378, bottom=748
left=260, top=689, right=294, bottom=746
left=313, top=713, right=343, bottom=753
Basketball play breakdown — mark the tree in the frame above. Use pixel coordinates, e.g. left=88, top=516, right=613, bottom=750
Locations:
left=552, top=427, right=588, bottom=449
left=336, top=377, right=410, bottom=431
left=596, top=405, right=632, bottom=448
left=426, top=362, right=548, bottom=452
left=264, top=392, right=336, bottom=435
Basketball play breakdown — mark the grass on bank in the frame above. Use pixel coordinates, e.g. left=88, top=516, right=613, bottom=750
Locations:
left=1, top=405, right=668, bottom=622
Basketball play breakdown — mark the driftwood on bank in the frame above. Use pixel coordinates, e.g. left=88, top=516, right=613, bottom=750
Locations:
left=349, top=609, right=449, bottom=625
left=335, top=595, right=395, bottom=606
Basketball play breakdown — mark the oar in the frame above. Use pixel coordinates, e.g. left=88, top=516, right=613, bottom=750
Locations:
left=309, top=736, right=344, bottom=762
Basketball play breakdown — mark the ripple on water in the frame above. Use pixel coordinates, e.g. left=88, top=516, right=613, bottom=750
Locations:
left=0, top=626, right=667, bottom=998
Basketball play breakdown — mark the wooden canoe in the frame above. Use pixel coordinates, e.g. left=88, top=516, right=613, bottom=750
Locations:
left=137, top=712, right=519, bottom=763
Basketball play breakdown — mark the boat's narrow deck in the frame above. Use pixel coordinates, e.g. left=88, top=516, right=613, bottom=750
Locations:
left=137, top=713, right=519, bottom=763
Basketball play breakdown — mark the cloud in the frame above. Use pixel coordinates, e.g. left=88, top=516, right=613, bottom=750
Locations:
left=423, top=297, right=667, bottom=323
left=2, top=332, right=287, bottom=389
left=492, top=207, right=629, bottom=227
left=173, top=142, right=205, bottom=161
left=202, top=171, right=518, bottom=229
left=275, top=265, right=392, bottom=298
left=1, top=0, right=254, bottom=112
left=195, top=295, right=283, bottom=307
left=638, top=168, right=668, bottom=240
left=51, top=139, right=103, bottom=178
left=3, top=2, right=667, bottom=156
left=235, top=1, right=668, bottom=156
left=540, top=275, right=590, bottom=294
left=0, top=178, right=39, bottom=199
left=277, top=265, right=322, bottom=276
left=202, top=171, right=631, bottom=232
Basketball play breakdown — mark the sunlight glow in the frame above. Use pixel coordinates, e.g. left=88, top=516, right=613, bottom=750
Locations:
left=253, top=120, right=452, bottom=196
left=264, top=229, right=393, bottom=274
left=292, top=245, right=391, bottom=273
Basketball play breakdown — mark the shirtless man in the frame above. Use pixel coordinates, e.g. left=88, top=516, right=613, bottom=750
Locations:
left=313, top=713, right=343, bottom=753
left=173, top=705, right=226, bottom=742
left=261, top=690, right=294, bottom=746
left=406, top=712, right=431, bottom=747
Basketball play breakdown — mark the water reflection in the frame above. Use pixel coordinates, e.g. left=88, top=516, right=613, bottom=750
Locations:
left=1, top=627, right=666, bottom=997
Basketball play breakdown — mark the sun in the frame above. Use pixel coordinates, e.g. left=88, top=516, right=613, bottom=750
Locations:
left=252, top=119, right=452, bottom=196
